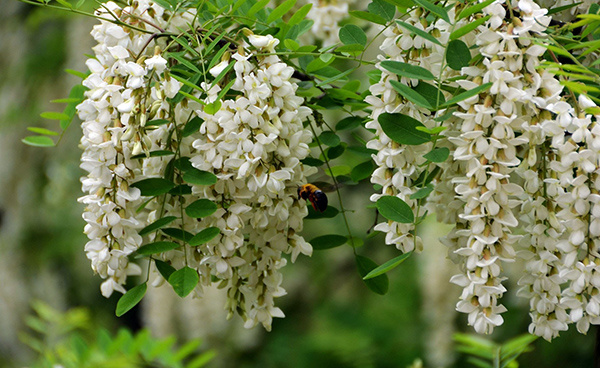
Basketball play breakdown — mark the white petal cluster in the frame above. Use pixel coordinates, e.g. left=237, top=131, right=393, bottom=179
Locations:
left=188, top=34, right=316, bottom=331
left=366, top=9, right=458, bottom=254
left=306, top=0, right=353, bottom=46
left=78, top=2, right=314, bottom=331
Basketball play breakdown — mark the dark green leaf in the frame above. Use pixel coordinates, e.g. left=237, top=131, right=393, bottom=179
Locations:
left=368, top=0, right=395, bottom=22
left=169, top=184, right=192, bottom=196
left=350, top=10, right=387, bottom=25
left=183, top=169, right=218, bottom=186
left=351, top=160, right=375, bottom=182
left=173, top=157, right=194, bottom=172
left=409, top=184, right=434, bottom=199
left=380, top=60, right=435, bottom=80
left=336, top=116, right=363, bottom=130
left=248, top=0, right=270, bottom=17
left=414, top=82, right=446, bottom=108
left=415, top=165, right=440, bottom=187
left=189, top=227, right=220, bottom=246
left=185, top=199, right=218, bottom=218
left=307, top=55, right=335, bottom=72
left=347, top=146, right=377, bottom=157
left=382, top=0, right=413, bottom=7
left=339, top=24, right=367, bottom=46
left=267, top=0, right=296, bottom=23
left=306, top=205, right=340, bottom=219
left=356, top=255, right=389, bottom=295
left=446, top=40, right=471, bottom=70
left=389, top=80, right=434, bottom=110
left=424, top=147, right=450, bottom=162
left=395, top=20, right=441, bottom=46
left=161, top=228, right=195, bottom=242
left=168, top=267, right=199, bottom=297
left=413, top=0, right=450, bottom=23
left=378, top=112, right=431, bottom=145
left=449, top=15, right=490, bottom=40
left=547, top=2, right=583, bottom=15
left=22, top=136, right=55, bottom=147
left=310, top=234, right=348, bottom=250
left=131, top=178, right=175, bottom=196
left=363, top=251, right=413, bottom=279
left=302, top=157, right=325, bottom=166
left=136, top=241, right=180, bottom=255
left=319, top=131, right=341, bottom=146
left=182, top=117, right=202, bottom=137
left=441, top=82, right=492, bottom=107
left=116, top=283, right=147, bottom=317
left=377, top=196, right=414, bottom=223
left=139, top=216, right=178, bottom=236
left=325, top=144, right=346, bottom=160
left=155, top=260, right=176, bottom=280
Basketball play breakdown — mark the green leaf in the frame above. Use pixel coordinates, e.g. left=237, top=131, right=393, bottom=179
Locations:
left=335, top=44, right=365, bottom=54
left=51, top=97, right=81, bottom=103
left=182, top=117, right=202, bottom=137
left=289, top=3, right=312, bottom=26
left=136, top=241, right=180, bottom=256
left=389, top=80, right=434, bottom=110
left=168, top=267, right=199, bottom=298
left=424, top=147, right=450, bottom=163
left=363, top=251, right=413, bottom=280
left=155, top=260, right=176, bottom=280
left=168, top=53, right=201, bottom=74
left=368, top=0, right=396, bottom=22
left=284, top=39, right=299, bottom=50
left=65, top=68, right=88, bottom=79
left=306, top=55, right=335, bottom=72
left=27, top=127, right=58, bottom=136
left=350, top=10, right=387, bottom=25
left=395, top=20, right=441, bottom=46
left=457, top=0, right=495, bottom=20
left=116, top=283, right=147, bottom=317
left=302, top=157, right=325, bottom=166
left=131, top=178, right=175, bottom=196
left=169, top=184, right=192, bottom=196
left=185, top=199, right=218, bottom=218
left=414, top=82, right=446, bottom=108
left=409, top=184, right=434, bottom=199
left=183, top=169, right=218, bottom=186
left=351, top=160, right=375, bottom=182
left=189, top=227, right=220, bottom=246
left=441, top=82, right=492, bottom=107
left=382, top=0, right=414, bottom=7
left=325, top=144, right=346, bottom=160
left=446, top=40, right=472, bottom=70
left=380, top=60, right=435, bottom=80
left=336, top=116, right=363, bottom=130
left=319, top=131, right=341, bottom=146
left=22, top=136, right=55, bottom=147
left=267, top=0, right=296, bottom=23
left=60, top=84, right=86, bottom=130
left=547, top=2, right=583, bottom=15
left=173, top=157, right=194, bottom=172
left=139, top=216, right=178, bottom=236
left=204, top=100, right=222, bottom=115
left=325, top=165, right=351, bottom=177
left=378, top=112, right=432, bottom=145
left=356, top=255, right=389, bottom=295
left=377, top=196, right=414, bottom=223
left=40, top=111, right=69, bottom=120
left=306, top=205, right=339, bottom=219
left=449, top=15, right=490, bottom=40
left=414, top=0, right=450, bottom=23
left=310, top=234, right=348, bottom=250
left=339, top=24, right=367, bottom=46
left=248, top=0, right=270, bottom=17
left=161, top=228, right=195, bottom=243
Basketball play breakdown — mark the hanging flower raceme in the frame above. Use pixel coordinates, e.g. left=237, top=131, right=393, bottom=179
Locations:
left=305, top=0, right=354, bottom=46
left=77, top=0, right=314, bottom=331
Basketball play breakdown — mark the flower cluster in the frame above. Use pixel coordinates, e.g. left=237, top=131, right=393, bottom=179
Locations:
left=305, top=0, right=354, bottom=46
left=78, top=1, right=314, bottom=331
left=367, top=0, right=600, bottom=338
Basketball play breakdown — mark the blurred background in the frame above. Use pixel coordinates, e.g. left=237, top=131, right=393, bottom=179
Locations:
left=0, top=1, right=595, bottom=367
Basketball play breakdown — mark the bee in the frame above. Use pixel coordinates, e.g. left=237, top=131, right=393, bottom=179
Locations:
left=298, top=184, right=328, bottom=213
